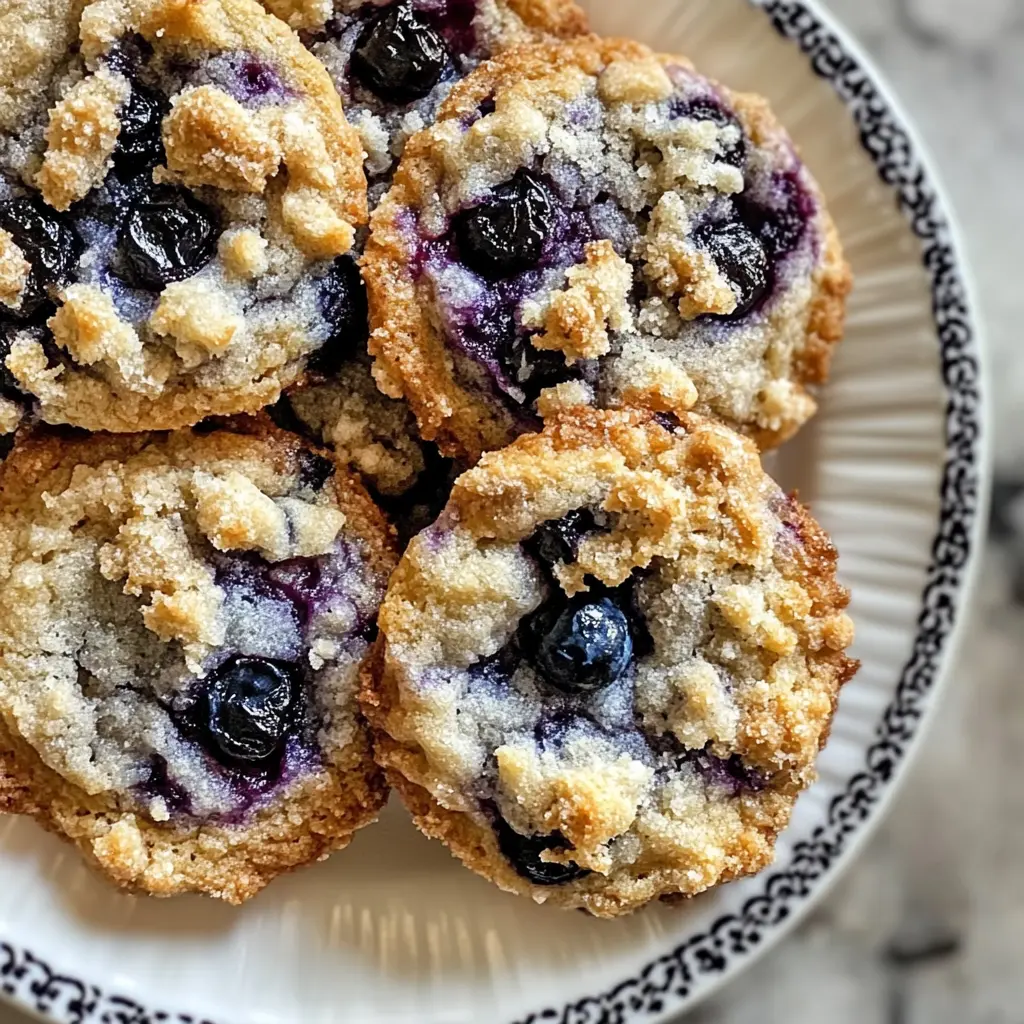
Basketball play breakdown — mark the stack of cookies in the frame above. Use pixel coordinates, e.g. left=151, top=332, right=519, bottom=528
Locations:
left=0, top=0, right=857, bottom=917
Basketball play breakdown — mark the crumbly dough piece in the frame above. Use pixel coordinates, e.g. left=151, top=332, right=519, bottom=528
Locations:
left=0, top=419, right=396, bottom=902
left=363, top=37, right=851, bottom=461
left=364, top=407, right=857, bottom=916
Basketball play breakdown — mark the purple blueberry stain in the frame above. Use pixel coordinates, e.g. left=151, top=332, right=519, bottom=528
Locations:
left=201, top=51, right=296, bottom=108
left=689, top=746, right=768, bottom=796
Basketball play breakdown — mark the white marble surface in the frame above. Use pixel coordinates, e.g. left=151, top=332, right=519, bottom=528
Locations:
left=0, top=1, right=1017, bottom=1022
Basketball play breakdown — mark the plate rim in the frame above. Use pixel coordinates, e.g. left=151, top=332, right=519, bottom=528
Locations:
left=0, top=1, right=991, bottom=1022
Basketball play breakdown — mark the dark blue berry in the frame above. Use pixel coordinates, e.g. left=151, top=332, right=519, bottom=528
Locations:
left=114, top=83, right=169, bottom=174
left=534, top=595, right=633, bottom=694
left=0, top=196, right=83, bottom=319
left=351, top=1, right=452, bottom=104
left=527, top=509, right=597, bottom=566
left=495, top=818, right=589, bottom=885
left=692, top=220, right=770, bottom=320
left=117, top=185, right=219, bottom=288
left=690, top=747, right=766, bottom=796
left=499, top=331, right=573, bottom=404
left=201, top=656, right=296, bottom=764
left=671, top=97, right=747, bottom=167
left=307, top=254, right=369, bottom=375
left=297, top=450, right=336, bottom=491
left=742, top=173, right=809, bottom=259
left=455, top=170, right=554, bottom=279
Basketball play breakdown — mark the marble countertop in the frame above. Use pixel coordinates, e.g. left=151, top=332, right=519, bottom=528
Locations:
left=1, top=1, right=1019, bottom=1022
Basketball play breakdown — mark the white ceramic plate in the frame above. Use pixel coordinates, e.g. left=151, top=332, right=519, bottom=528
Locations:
left=0, top=0, right=989, bottom=1021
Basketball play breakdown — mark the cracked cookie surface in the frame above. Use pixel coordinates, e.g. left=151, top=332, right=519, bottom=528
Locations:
left=0, top=0, right=368, bottom=436
left=363, top=37, right=851, bottom=462
left=0, top=419, right=395, bottom=902
left=363, top=407, right=857, bottom=916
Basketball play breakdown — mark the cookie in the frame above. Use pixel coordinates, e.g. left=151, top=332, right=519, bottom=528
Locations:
left=363, top=407, right=857, bottom=917
left=363, top=38, right=851, bottom=462
left=0, top=0, right=368, bottom=436
left=263, top=0, right=587, bottom=196
left=0, top=419, right=395, bottom=902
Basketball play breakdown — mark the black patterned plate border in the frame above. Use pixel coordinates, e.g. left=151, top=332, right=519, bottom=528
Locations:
left=0, top=1, right=988, bottom=1022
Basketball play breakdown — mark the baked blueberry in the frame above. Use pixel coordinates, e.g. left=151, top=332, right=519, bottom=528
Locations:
left=499, top=330, right=575, bottom=403
left=117, top=186, right=219, bottom=288
left=744, top=173, right=810, bottom=260
left=533, top=595, right=633, bottom=694
left=693, top=220, right=770, bottom=320
left=526, top=509, right=597, bottom=566
left=200, top=656, right=297, bottom=766
left=307, top=254, right=369, bottom=375
left=495, top=818, right=589, bottom=885
left=671, top=97, right=747, bottom=167
left=114, top=82, right=169, bottom=173
left=297, top=450, right=336, bottom=491
left=455, top=169, right=554, bottom=279
left=351, top=1, right=453, bottom=105
left=0, top=196, right=83, bottom=318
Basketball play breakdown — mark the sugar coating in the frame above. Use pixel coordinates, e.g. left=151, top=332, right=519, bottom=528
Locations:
left=364, top=407, right=857, bottom=916
left=0, top=422, right=396, bottom=902
left=0, top=0, right=368, bottom=435
left=363, top=38, right=851, bottom=462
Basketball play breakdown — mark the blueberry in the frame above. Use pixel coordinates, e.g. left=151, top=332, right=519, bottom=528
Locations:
left=692, top=220, right=770, bottom=320
left=455, top=170, right=554, bottom=279
left=742, top=173, right=809, bottom=259
left=671, top=97, right=747, bottom=167
left=690, top=747, right=767, bottom=796
left=307, top=255, right=369, bottom=375
left=117, top=185, right=219, bottom=288
left=201, top=656, right=296, bottom=764
left=351, top=1, right=452, bottom=104
left=297, top=450, right=336, bottom=491
left=534, top=595, right=633, bottom=694
left=115, top=83, right=169, bottom=174
left=527, top=509, right=597, bottom=566
left=499, top=331, right=573, bottom=403
left=495, top=818, right=589, bottom=885
left=0, top=197, right=83, bottom=319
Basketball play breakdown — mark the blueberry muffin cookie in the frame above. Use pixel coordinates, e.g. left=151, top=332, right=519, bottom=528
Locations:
left=0, top=421, right=395, bottom=901
left=363, top=38, right=851, bottom=461
left=363, top=407, right=857, bottom=916
left=0, top=0, right=368, bottom=436
left=262, top=0, right=587, bottom=197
